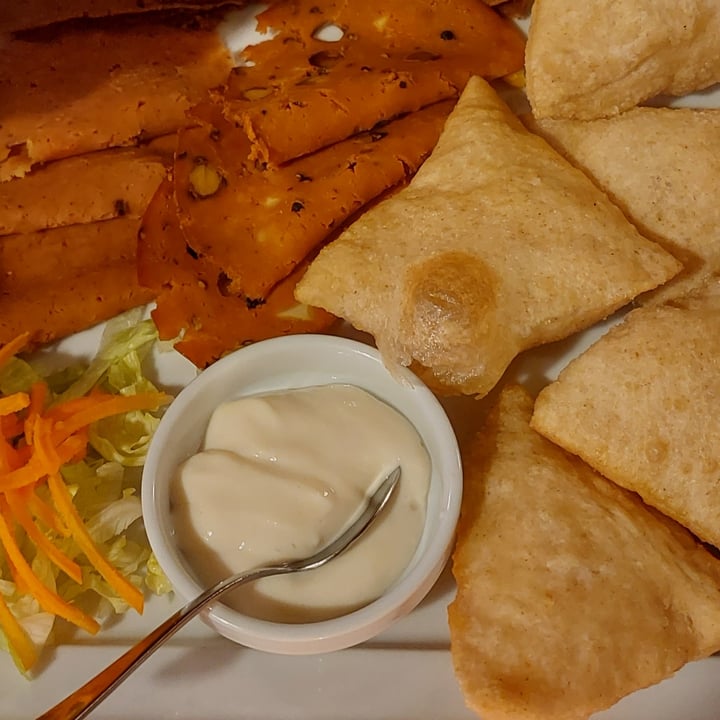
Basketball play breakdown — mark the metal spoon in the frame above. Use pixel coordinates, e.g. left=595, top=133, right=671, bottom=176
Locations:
left=37, top=466, right=401, bottom=720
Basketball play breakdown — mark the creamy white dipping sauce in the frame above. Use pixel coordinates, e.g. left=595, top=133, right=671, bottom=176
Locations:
left=170, top=384, right=431, bottom=623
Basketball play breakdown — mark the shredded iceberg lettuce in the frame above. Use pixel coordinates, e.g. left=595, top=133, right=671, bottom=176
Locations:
left=0, top=312, right=173, bottom=675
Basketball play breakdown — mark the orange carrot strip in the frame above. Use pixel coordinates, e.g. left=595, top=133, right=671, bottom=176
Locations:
left=0, top=434, right=87, bottom=491
left=0, top=591, right=37, bottom=672
left=21, top=485, right=70, bottom=537
left=33, top=416, right=62, bottom=475
left=0, top=434, right=19, bottom=473
left=24, top=382, right=47, bottom=445
left=4, top=553, right=29, bottom=596
left=48, top=473, right=144, bottom=614
left=44, top=395, right=101, bottom=422
left=5, top=491, right=82, bottom=585
left=0, top=393, right=29, bottom=416
left=0, top=501, right=99, bottom=634
left=0, top=332, right=30, bottom=371
left=50, top=391, right=171, bottom=441
left=1, top=414, right=23, bottom=440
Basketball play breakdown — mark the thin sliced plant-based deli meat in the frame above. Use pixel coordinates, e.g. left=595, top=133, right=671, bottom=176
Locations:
left=295, top=77, right=681, bottom=397
left=0, top=218, right=154, bottom=347
left=229, top=60, right=456, bottom=167
left=531, top=278, right=720, bottom=550
left=450, top=386, right=720, bottom=720
left=526, top=107, right=720, bottom=304
left=176, top=100, right=454, bottom=300
left=1, top=1, right=249, bottom=34
left=525, top=0, right=720, bottom=119
left=139, top=179, right=335, bottom=367
left=0, top=142, right=173, bottom=236
left=222, top=0, right=525, bottom=164
left=0, top=14, right=233, bottom=181
left=154, top=263, right=336, bottom=368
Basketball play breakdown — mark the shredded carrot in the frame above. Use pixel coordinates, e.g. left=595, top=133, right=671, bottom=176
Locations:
left=0, top=333, right=30, bottom=371
left=22, top=486, right=70, bottom=537
left=48, top=474, right=144, bottom=614
left=0, top=331, right=172, bottom=670
left=0, top=500, right=99, bottom=634
left=1, top=414, right=23, bottom=441
left=0, top=393, right=30, bottom=417
left=0, top=592, right=36, bottom=672
left=23, top=382, right=47, bottom=444
left=4, top=553, right=30, bottom=596
left=50, top=391, right=171, bottom=440
left=4, top=491, right=82, bottom=585
left=0, top=435, right=19, bottom=473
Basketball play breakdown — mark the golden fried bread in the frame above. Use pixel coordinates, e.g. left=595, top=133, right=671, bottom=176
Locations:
left=0, top=15, right=232, bottom=180
left=450, top=385, right=720, bottom=720
left=531, top=278, right=720, bottom=549
left=526, top=107, right=720, bottom=302
left=525, top=0, right=720, bottom=119
left=295, top=76, right=681, bottom=397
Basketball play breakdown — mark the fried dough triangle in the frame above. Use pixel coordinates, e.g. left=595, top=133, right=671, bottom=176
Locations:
left=525, top=0, right=720, bottom=119
left=449, top=385, right=720, bottom=720
left=295, top=76, right=681, bottom=397
left=531, top=278, right=720, bottom=550
left=526, top=106, right=720, bottom=303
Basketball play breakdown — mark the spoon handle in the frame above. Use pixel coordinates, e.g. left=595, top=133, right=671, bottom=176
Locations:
left=36, top=466, right=400, bottom=720
left=35, top=566, right=280, bottom=720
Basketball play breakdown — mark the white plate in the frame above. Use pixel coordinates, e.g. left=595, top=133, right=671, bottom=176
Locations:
left=3, top=8, right=720, bottom=720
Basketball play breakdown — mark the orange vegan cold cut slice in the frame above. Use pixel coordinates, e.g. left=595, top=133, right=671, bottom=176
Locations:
left=222, top=0, right=525, bottom=165
left=0, top=0, right=252, bottom=34
left=174, top=99, right=455, bottom=300
left=0, top=14, right=233, bottom=181
left=225, top=49, right=457, bottom=166
left=0, top=218, right=155, bottom=348
left=0, top=140, right=173, bottom=237
left=139, top=178, right=335, bottom=368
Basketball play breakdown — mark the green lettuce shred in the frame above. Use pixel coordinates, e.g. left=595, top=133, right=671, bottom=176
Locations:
left=0, top=312, right=175, bottom=675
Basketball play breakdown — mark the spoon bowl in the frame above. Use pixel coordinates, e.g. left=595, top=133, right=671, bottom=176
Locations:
left=36, top=466, right=401, bottom=720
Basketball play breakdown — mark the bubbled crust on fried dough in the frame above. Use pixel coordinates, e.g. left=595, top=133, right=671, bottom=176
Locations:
left=531, top=278, right=720, bottom=549
left=449, top=386, right=720, bottom=720
left=525, top=0, right=720, bottom=119
left=526, top=107, right=720, bottom=304
left=296, top=76, right=681, bottom=397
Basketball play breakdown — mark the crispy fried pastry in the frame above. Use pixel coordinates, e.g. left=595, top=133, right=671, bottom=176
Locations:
left=525, top=106, right=720, bottom=303
left=525, top=0, right=720, bottom=119
left=531, top=278, right=720, bottom=549
left=295, top=76, right=681, bottom=397
left=0, top=15, right=233, bottom=180
left=450, top=385, right=720, bottom=720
